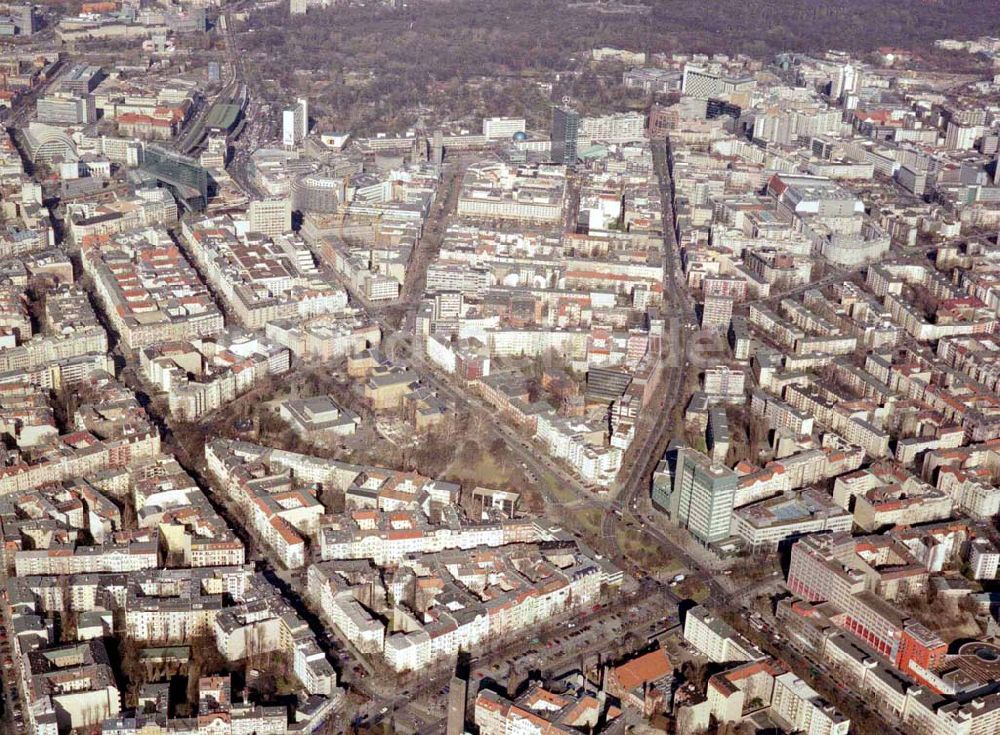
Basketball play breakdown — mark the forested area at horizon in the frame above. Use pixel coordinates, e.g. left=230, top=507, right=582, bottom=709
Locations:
left=237, top=0, right=1000, bottom=132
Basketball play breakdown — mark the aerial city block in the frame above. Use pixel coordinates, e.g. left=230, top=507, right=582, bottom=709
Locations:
left=0, top=1, right=1000, bottom=734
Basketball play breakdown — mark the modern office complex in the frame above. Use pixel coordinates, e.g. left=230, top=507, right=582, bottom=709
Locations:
left=669, top=445, right=738, bottom=545
left=550, top=104, right=580, bottom=167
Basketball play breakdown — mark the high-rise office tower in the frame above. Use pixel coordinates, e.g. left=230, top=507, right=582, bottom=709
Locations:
left=670, top=446, right=737, bottom=545
left=446, top=674, right=467, bottom=735
left=447, top=653, right=470, bottom=735
left=550, top=105, right=579, bottom=167
left=831, top=63, right=859, bottom=101
left=431, top=129, right=444, bottom=165
left=282, top=98, right=309, bottom=148
left=945, top=120, right=977, bottom=151
left=7, top=4, right=37, bottom=35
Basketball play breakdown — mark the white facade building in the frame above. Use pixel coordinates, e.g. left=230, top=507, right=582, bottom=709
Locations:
left=282, top=98, right=308, bottom=148
left=771, top=672, right=850, bottom=735
left=482, top=117, right=526, bottom=140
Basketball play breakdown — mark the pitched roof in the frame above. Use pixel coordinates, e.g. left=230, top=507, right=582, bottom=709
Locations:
left=612, top=648, right=672, bottom=691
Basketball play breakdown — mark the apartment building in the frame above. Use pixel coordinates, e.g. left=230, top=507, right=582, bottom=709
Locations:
left=381, top=545, right=603, bottom=672
left=66, top=189, right=178, bottom=244
left=214, top=595, right=336, bottom=696
left=207, top=441, right=324, bottom=569
left=124, top=566, right=253, bottom=643
left=317, top=509, right=535, bottom=566
left=683, top=605, right=764, bottom=664
left=901, top=688, right=1000, bottom=735
left=770, top=672, right=850, bottom=735
left=307, top=563, right=385, bottom=653
left=133, top=457, right=245, bottom=569
left=534, top=412, right=623, bottom=486
left=0, top=286, right=108, bottom=376
left=578, top=112, right=646, bottom=145
left=707, top=658, right=786, bottom=726
left=248, top=197, right=292, bottom=237
left=140, top=333, right=290, bottom=420
left=702, top=365, right=746, bottom=403
left=702, top=294, right=735, bottom=330
left=182, top=215, right=346, bottom=330
left=80, top=226, right=223, bottom=351
left=832, top=463, right=953, bottom=531
left=457, top=161, right=566, bottom=224
left=265, top=312, right=380, bottom=360
left=475, top=686, right=613, bottom=735
left=26, top=639, right=121, bottom=732
left=968, top=538, right=1000, bottom=580
left=15, top=543, right=158, bottom=577
left=482, top=117, right=526, bottom=140
left=0, top=424, right=160, bottom=496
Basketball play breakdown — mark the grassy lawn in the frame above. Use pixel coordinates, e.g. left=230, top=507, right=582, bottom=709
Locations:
left=616, top=527, right=683, bottom=573
left=676, top=578, right=710, bottom=602
left=573, top=507, right=604, bottom=535
left=937, top=619, right=983, bottom=643
left=544, top=474, right=577, bottom=505
left=444, top=452, right=512, bottom=488
left=275, top=674, right=301, bottom=697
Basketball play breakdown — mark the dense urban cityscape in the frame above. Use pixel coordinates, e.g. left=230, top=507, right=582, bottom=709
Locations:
left=1, top=1, right=1000, bottom=734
